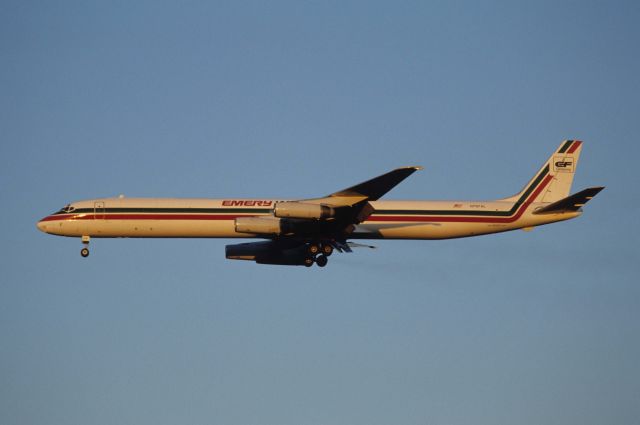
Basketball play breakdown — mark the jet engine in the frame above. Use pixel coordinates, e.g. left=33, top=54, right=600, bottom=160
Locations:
left=273, top=201, right=335, bottom=219
left=234, top=216, right=282, bottom=235
left=235, top=216, right=324, bottom=236
left=225, top=241, right=309, bottom=266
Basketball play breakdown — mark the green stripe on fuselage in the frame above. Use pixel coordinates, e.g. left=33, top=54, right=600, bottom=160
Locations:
left=374, top=164, right=549, bottom=217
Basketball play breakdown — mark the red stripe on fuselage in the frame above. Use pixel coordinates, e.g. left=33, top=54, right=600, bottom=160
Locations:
left=368, top=174, right=553, bottom=223
left=39, top=214, right=73, bottom=222
left=39, top=214, right=256, bottom=222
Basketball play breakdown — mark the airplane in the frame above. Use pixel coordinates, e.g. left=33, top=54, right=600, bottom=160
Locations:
left=37, top=140, right=603, bottom=267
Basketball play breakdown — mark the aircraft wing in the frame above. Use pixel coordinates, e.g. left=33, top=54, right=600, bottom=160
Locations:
left=304, top=166, right=423, bottom=206
left=300, top=166, right=422, bottom=222
left=325, top=166, right=423, bottom=203
left=229, top=166, right=423, bottom=265
left=264, top=166, right=422, bottom=239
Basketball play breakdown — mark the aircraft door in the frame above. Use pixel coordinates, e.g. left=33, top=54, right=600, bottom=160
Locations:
left=94, top=201, right=106, bottom=219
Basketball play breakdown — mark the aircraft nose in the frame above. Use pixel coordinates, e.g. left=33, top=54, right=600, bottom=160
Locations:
left=36, top=217, right=49, bottom=233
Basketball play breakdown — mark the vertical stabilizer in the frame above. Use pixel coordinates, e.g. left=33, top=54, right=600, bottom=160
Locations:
left=502, top=140, right=583, bottom=204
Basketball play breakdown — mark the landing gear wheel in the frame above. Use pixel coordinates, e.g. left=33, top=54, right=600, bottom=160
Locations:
left=80, top=235, right=91, bottom=258
left=307, top=243, right=320, bottom=256
left=321, top=243, right=333, bottom=256
left=303, top=257, right=314, bottom=267
left=315, top=254, right=328, bottom=268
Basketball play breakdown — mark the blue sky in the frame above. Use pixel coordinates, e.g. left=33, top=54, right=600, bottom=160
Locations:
left=1, top=1, right=639, bottom=424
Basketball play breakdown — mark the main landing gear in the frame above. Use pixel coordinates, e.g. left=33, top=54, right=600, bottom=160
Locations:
left=80, top=236, right=90, bottom=258
left=304, top=242, right=333, bottom=268
left=315, top=254, right=328, bottom=267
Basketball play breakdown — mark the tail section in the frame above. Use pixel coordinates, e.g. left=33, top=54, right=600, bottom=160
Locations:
left=502, top=140, right=583, bottom=204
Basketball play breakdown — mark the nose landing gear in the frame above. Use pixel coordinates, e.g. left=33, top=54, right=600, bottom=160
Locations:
left=80, top=236, right=90, bottom=258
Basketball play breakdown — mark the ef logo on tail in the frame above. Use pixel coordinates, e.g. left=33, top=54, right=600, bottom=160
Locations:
left=554, top=156, right=574, bottom=172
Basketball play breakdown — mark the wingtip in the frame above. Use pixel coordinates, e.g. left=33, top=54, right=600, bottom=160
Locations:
left=398, top=165, right=423, bottom=171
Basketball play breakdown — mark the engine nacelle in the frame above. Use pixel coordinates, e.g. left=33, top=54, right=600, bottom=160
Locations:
left=234, top=216, right=282, bottom=235
left=273, top=201, right=335, bottom=220
left=235, top=216, right=324, bottom=236
left=225, top=241, right=309, bottom=266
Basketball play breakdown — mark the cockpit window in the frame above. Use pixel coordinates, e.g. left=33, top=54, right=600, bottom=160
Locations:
left=58, top=204, right=76, bottom=213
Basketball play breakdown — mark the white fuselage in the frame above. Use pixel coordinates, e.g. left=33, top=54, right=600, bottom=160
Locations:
left=37, top=197, right=579, bottom=240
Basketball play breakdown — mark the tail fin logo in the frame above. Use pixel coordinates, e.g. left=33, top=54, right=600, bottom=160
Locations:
left=553, top=156, right=574, bottom=173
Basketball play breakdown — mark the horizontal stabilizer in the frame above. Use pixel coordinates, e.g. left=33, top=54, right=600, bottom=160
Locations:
left=533, top=186, right=604, bottom=214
